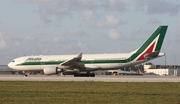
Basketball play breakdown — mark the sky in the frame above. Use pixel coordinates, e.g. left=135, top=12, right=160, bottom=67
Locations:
left=0, top=0, right=180, bottom=65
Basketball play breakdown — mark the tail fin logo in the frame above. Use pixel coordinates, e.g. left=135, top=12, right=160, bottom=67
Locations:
left=135, top=33, right=161, bottom=61
left=137, top=41, right=156, bottom=61
left=128, top=26, right=167, bottom=62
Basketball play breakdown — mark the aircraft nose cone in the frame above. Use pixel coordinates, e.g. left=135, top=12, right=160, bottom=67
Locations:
left=8, top=63, right=11, bottom=67
left=8, top=63, right=13, bottom=69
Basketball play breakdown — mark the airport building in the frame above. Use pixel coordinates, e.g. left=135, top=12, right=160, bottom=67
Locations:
left=146, top=69, right=180, bottom=76
left=144, top=63, right=180, bottom=76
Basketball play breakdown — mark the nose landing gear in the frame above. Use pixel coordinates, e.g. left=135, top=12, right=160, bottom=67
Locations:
left=23, top=71, right=28, bottom=77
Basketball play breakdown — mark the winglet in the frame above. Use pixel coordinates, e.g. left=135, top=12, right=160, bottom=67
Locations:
left=76, top=52, right=82, bottom=60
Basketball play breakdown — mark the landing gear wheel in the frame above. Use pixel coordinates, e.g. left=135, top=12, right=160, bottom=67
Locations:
left=74, top=73, right=95, bottom=77
left=74, top=73, right=79, bottom=77
left=23, top=71, right=28, bottom=77
left=89, top=73, right=95, bottom=77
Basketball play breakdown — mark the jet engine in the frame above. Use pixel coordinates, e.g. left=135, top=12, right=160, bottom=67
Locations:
left=43, top=66, right=63, bottom=75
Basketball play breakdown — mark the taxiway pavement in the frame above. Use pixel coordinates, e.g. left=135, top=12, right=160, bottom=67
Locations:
left=0, top=75, right=180, bottom=82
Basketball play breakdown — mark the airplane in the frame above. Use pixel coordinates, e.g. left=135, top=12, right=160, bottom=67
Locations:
left=8, top=26, right=168, bottom=77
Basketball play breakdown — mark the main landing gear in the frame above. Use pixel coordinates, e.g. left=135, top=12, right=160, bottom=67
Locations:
left=23, top=71, right=28, bottom=77
left=74, top=72, right=95, bottom=77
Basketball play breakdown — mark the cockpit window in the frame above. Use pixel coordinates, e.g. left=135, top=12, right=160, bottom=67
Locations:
left=12, top=60, right=15, bottom=62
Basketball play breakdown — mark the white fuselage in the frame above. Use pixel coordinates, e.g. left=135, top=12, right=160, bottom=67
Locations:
left=8, top=53, right=148, bottom=72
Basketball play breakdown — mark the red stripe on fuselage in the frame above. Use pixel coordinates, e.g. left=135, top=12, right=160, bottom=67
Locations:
left=137, top=42, right=156, bottom=61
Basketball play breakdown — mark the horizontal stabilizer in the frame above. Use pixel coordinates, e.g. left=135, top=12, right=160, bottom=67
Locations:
left=144, top=51, right=159, bottom=59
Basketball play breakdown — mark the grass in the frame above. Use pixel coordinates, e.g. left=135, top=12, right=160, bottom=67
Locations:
left=0, top=81, right=180, bottom=104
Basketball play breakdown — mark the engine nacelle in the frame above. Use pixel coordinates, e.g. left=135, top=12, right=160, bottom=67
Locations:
left=43, top=66, right=62, bottom=75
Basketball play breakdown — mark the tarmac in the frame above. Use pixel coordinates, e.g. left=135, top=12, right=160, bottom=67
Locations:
left=0, top=75, right=180, bottom=82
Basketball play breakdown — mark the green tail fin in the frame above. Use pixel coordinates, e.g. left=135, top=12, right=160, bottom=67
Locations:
left=130, top=26, right=168, bottom=61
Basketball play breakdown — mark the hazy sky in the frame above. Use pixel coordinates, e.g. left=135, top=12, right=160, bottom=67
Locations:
left=0, top=0, right=180, bottom=65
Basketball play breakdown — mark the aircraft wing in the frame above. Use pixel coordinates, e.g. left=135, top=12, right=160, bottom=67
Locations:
left=59, top=53, right=85, bottom=70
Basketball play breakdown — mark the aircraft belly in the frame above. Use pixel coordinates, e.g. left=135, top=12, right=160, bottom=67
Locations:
left=99, top=64, right=124, bottom=70
left=85, top=63, right=125, bottom=70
